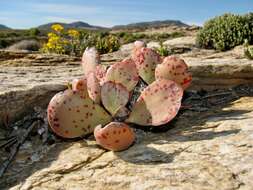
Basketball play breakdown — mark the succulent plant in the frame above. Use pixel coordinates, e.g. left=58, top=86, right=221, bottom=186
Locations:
left=72, top=78, right=87, bottom=92
left=94, top=122, right=135, bottom=151
left=126, top=79, right=183, bottom=126
left=81, top=47, right=100, bottom=77
left=132, top=45, right=162, bottom=84
left=47, top=89, right=112, bottom=138
left=155, top=56, right=192, bottom=90
left=95, top=64, right=107, bottom=85
left=105, top=58, right=139, bottom=91
left=101, top=81, right=129, bottom=116
left=47, top=41, right=192, bottom=151
left=87, top=72, right=101, bottom=103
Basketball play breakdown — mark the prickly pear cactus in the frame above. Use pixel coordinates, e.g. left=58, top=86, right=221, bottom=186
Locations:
left=105, top=58, right=139, bottom=91
left=155, top=56, right=192, bottom=90
left=114, top=107, right=129, bottom=119
left=47, top=89, right=112, bottom=138
left=81, top=47, right=100, bottom=77
left=94, top=122, right=135, bottom=151
left=101, top=81, right=129, bottom=116
left=126, top=79, right=183, bottom=126
left=87, top=72, right=101, bottom=103
left=47, top=43, right=192, bottom=151
left=135, top=40, right=146, bottom=49
left=72, top=78, right=87, bottom=92
left=95, top=64, right=107, bottom=85
left=132, top=41, right=146, bottom=59
left=133, top=47, right=162, bottom=84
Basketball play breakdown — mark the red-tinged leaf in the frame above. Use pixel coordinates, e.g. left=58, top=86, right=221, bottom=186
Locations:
left=133, top=47, right=162, bottom=84
left=126, top=79, right=183, bottom=126
left=47, top=89, right=111, bottom=138
left=94, top=122, right=135, bottom=151
left=101, top=81, right=129, bottom=116
left=155, top=56, right=192, bottom=90
left=87, top=72, right=101, bottom=103
left=105, top=58, right=139, bottom=91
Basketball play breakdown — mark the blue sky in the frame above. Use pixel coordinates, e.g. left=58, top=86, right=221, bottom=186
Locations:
left=0, top=0, right=252, bottom=29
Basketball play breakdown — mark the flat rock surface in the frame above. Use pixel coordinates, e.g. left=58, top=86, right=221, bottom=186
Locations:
left=2, top=92, right=253, bottom=190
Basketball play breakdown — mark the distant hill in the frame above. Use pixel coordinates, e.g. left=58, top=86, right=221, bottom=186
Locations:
left=37, top=21, right=107, bottom=30
left=112, top=20, right=189, bottom=30
left=2, top=19, right=191, bottom=31
left=0, top=24, right=10, bottom=30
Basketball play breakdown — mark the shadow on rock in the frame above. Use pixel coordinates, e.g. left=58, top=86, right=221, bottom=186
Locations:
left=115, top=84, right=253, bottom=165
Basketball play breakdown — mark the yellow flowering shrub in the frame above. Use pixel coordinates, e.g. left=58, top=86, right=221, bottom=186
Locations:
left=41, top=24, right=120, bottom=56
left=41, top=29, right=67, bottom=54
left=68, top=29, right=80, bottom=38
left=51, top=24, right=64, bottom=33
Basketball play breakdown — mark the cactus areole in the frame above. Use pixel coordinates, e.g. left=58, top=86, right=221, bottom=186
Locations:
left=47, top=41, right=192, bottom=151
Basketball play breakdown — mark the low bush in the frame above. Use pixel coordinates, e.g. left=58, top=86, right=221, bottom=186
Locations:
left=41, top=24, right=120, bottom=55
left=244, top=39, right=253, bottom=60
left=155, top=41, right=171, bottom=56
left=196, top=13, right=253, bottom=51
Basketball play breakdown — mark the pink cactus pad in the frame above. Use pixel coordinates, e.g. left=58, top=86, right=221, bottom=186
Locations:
left=47, top=89, right=112, bottom=138
left=81, top=47, right=100, bottom=77
left=94, top=122, right=135, bottom=151
left=126, top=79, right=183, bottom=126
left=133, top=47, right=162, bottom=84
left=114, top=107, right=130, bottom=118
left=95, top=64, right=107, bottom=85
left=87, top=72, right=101, bottom=103
left=101, top=81, right=129, bottom=116
left=72, top=78, right=87, bottom=92
left=155, top=56, right=192, bottom=90
left=132, top=41, right=146, bottom=64
left=105, top=58, right=139, bottom=91
left=134, top=41, right=146, bottom=49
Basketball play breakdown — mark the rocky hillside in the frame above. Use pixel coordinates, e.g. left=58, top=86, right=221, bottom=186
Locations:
left=35, top=19, right=189, bottom=31
left=112, top=20, right=189, bottom=30
left=37, top=21, right=107, bottom=30
left=0, top=24, right=10, bottom=30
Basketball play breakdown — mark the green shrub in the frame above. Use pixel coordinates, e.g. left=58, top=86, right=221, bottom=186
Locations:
left=155, top=41, right=171, bottom=56
left=27, top=28, right=40, bottom=37
left=170, top=31, right=185, bottom=38
left=244, top=39, right=253, bottom=60
left=245, top=46, right=253, bottom=60
left=95, top=35, right=120, bottom=54
left=196, top=13, right=253, bottom=51
left=0, top=39, right=9, bottom=49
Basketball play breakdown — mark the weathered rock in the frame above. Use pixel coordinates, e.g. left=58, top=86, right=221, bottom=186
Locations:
left=0, top=65, right=84, bottom=126
left=186, top=58, right=253, bottom=90
left=3, top=94, right=253, bottom=190
left=163, top=36, right=196, bottom=47
left=1, top=45, right=253, bottom=190
left=0, top=50, right=80, bottom=66
left=0, top=84, right=66, bottom=127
